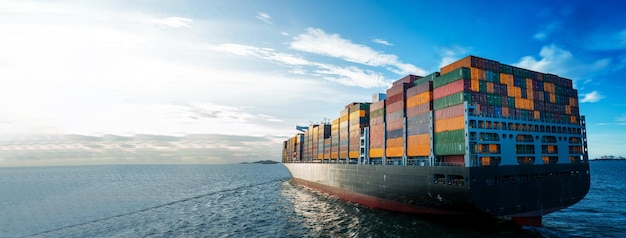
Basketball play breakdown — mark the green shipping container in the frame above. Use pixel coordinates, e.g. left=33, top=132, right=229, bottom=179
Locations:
left=415, top=72, right=440, bottom=86
left=433, top=92, right=471, bottom=110
left=434, top=129, right=465, bottom=143
left=433, top=67, right=471, bottom=88
left=508, top=97, right=515, bottom=108
left=434, top=142, right=465, bottom=155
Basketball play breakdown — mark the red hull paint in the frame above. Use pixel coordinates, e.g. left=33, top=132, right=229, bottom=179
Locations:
left=292, top=178, right=467, bottom=216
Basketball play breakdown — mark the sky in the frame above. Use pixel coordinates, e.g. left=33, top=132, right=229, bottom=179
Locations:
left=1, top=0, right=625, bottom=165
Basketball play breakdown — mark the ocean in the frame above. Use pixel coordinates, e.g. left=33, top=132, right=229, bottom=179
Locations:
left=0, top=161, right=623, bottom=238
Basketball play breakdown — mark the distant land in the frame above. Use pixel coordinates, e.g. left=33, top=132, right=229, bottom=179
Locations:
left=592, top=155, right=626, bottom=161
left=240, top=160, right=280, bottom=164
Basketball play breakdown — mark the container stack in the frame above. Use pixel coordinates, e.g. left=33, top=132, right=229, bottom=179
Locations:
left=385, top=75, right=420, bottom=158
left=432, top=67, right=471, bottom=163
left=405, top=77, right=433, bottom=157
left=368, top=99, right=386, bottom=158
left=317, top=124, right=331, bottom=160
left=443, top=56, right=579, bottom=124
left=283, top=133, right=303, bottom=162
left=330, top=118, right=340, bottom=159
left=348, top=103, right=370, bottom=159
left=339, top=107, right=350, bottom=159
left=311, top=124, right=319, bottom=161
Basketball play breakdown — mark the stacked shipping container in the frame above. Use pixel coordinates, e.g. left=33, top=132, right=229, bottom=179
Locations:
left=385, top=75, right=421, bottom=158
left=405, top=77, right=433, bottom=157
left=339, top=107, right=350, bottom=159
left=348, top=103, right=370, bottom=159
left=432, top=67, right=471, bottom=165
left=369, top=99, right=386, bottom=158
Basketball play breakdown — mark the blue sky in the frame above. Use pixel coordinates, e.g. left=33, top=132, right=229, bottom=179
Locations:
left=1, top=0, right=625, bottom=164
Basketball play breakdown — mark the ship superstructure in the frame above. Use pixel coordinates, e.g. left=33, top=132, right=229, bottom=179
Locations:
left=281, top=56, right=590, bottom=226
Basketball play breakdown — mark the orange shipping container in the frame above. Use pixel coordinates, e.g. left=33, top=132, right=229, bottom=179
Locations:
left=434, top=116, right=464, bottom=132
left=471, top=79, right=480, bottom=92
left=386, top=137, right=404, bottom=147
left=406, top=91, right=432, bottom=108
left=471, top=67, right=485, bottom=80
left=407, top=144, right=430, bottom=156
left=550, top=93, right=556, bottom=103
left=370, top=148, right=383, bottom=158
left=386, top=147, right=404, bottom=157
left=349, top=151, right=359, bottom=159
left=502, top=107, right=509, bottom=116
left=565, top=105, right=571, bottom=115
left=570, top=97, right=579, bottom=107
left=486, top=82, right=494, bottom=93
left=571, top=115, right=578, bottom=123
left=407, top=133, right=430, bottom=145
left=526, top=78, right=533, bottom=90
left=535, top=110, right=541, bottom=119
left=441, top=56, right=472, bottom=75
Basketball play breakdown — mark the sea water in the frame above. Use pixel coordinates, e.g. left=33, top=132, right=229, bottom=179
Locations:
left=0, top=161, right=623, bottom=237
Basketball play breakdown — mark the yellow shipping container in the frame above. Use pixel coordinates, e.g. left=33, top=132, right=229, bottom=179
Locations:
left=318, top=154, right=323, bottom=160
left=350, top=110, right=366, bottom=118
left=340, top=114, right=349, bottom=122
left=407, top=144, right=430, bottom=156
left=434, top=116, right=464, bottom=132
left=349, top=151, right=359, bottom=159
left=406, top=92, right=431, bottom=108
left=550, top=93, right=556, bottom=103
left=534, top=110, right=541, bottom=119
left=331, top=152, right=338, bottom=159
left=386, top=147, right=403, bottom=157
left=370, top=148, right=383, bottom=158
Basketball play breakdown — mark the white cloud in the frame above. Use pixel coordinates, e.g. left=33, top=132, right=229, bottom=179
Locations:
left=152, top=17, right=193, bottom=28
left=290, top=28, right=426, bottom=76
left=256, top=12, right=272, bottom=24
left=580, top=91, right=605, bottom=103
left=515, top=44, right=610, bottom=82
left=534, top=32, right=547, bottom=40
left=208, top=43, right=390, bottom=88
left=372, top=38, right=393, bottom=46
left=438, top=45, right=469, bottom=69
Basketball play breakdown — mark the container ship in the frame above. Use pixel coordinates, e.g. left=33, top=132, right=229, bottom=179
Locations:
left=281, top=56, right=590, bottom=226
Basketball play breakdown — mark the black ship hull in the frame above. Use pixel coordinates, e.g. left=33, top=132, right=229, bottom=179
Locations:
left=283, top=163, right=590, bottom=226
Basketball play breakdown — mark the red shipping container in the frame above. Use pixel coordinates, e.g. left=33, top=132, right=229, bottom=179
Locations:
left=386, top=101, right=404, bottom=113
left=393, top=75, right=421, bottom=87
left=433, top=79, right=470, bottom=100
left=434, top=104, right=464, bottom=119
left=406, top=103, right=431, bottom=117
left=386, top=93, right=405, bottom=104
left=386, top=119, right=403, bottom=131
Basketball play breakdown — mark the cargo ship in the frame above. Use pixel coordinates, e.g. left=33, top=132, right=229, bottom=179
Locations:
left=281, top=56, right=590, bottom=226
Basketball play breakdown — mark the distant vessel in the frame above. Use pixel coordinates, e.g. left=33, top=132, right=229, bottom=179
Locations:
left=281, top=56, right=590, bottom=226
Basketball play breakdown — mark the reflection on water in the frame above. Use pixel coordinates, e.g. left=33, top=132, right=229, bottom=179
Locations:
left=281, top=180, right=547, bottom=238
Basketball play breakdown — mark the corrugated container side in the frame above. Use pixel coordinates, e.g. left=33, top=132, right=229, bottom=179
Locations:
left=434, top=116, right=464, bottom=132
left=407, top=123, right=429, bottom=135
left=386, top=147, right=403, bottom=157
left=370, top=148, right=383, bottom=158
left=407, top=143, right=430, bottom=156
left=434, top=103, right=464, bottom=119
left=433, top=79, right=470, bottom=100
left=406, top=91, right=432, bottom=107
left=433, top=92, right=471, bottom=110
left=434, top=67, right=471, bottom=88
left=406, top=81, right=432, bottom=97
left=406, top=103, right=431, bottom=117
left=434, top=142, right=465, bottom=156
